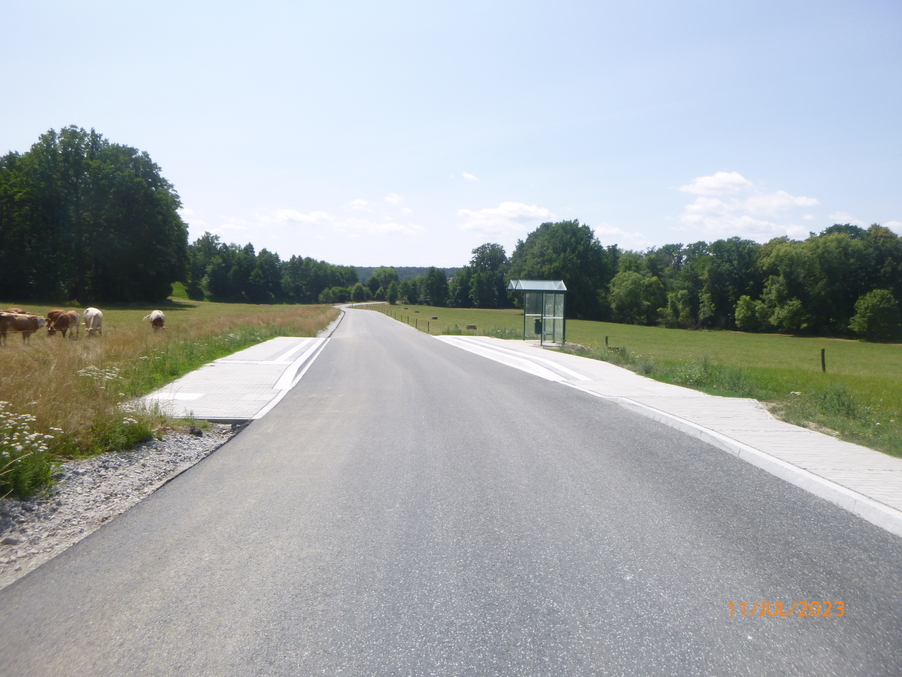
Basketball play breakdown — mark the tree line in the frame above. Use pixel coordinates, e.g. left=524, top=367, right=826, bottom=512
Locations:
left=179, top=220, right=902, bottom=342
left=183, top=233, right=460, bottom=307
left=433, top=220, right=902, bottom=342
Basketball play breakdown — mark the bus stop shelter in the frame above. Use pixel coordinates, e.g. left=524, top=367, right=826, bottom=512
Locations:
left=507, top=279, right=567, bottom=346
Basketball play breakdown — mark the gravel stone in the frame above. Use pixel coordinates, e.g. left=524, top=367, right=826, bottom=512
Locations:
left=0, top=424, right=236, bottom=591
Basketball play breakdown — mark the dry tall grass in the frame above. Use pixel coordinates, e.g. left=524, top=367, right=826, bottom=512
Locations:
left=0, top=301, right=338, bottom=495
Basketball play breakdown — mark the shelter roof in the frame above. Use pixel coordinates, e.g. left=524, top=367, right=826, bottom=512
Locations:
left=507, top=279, right=567, bottom=292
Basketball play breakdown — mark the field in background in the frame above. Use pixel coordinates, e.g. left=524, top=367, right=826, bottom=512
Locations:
left=364, top=303, right=902, bottom=458
left=374, top=304, right=525, bottom=336
left=0, top=299, right=338, bottom=496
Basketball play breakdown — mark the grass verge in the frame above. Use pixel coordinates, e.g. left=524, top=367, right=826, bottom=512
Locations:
left=0, top=298, right=338, bottom=496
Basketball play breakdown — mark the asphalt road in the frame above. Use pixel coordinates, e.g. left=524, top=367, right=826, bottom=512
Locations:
left=2, top=308, right=901, bottom=676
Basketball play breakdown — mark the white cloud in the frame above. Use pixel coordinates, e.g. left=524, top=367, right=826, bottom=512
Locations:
left=886, top=220, right=902, bottom=235
left=746, top=190, right=818, bottom=215
left=257, top=209, right=423, bottom=237
left=679, top=171, right=753, bottom=196
left=457, top=201, right=555, bottom=237
left=828, top=211, right=867, bottom=227
left=384, top=193, right=403, bottom=205
left=349, top=199, right=368, bottom=210
left=336, top=217, right=424, bottom=237
left=462, top=172, right=479, bottom=181
left=678, top=172, right=820, bottom=242
left=215, top=216, right=253, bottom=232
left=592, top=224, right=655, bottom=251
left=267, top=209, right=335, bottom=225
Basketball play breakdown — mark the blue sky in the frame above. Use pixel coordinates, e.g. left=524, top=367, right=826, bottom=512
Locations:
left=4, top=1, right=901, bottom=267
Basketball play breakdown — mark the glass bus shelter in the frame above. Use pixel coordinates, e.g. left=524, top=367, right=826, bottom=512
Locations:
left=507, top=279, right=567, bottom=346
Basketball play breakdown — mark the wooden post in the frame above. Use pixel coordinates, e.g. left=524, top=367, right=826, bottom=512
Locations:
left=821, top=349, right=826, bottom=373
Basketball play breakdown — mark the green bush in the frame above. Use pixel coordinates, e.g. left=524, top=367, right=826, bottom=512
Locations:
left=849, top=289, right=901, bottom=342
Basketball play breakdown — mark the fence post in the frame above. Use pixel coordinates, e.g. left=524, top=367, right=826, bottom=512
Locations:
left=821, top=349, right=826, bottom=373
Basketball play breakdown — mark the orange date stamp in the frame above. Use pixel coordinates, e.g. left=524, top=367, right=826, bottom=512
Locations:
left=728, top=601, right=845, bottom=617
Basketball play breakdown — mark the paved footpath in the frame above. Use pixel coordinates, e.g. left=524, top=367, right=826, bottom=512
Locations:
left=141, top=336, right=329, bottom=423
left=437, top=335, right=902, bottom=539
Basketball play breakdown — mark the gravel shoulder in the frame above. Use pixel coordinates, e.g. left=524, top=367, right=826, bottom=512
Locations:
left=0, top=424, right=237, bottom=591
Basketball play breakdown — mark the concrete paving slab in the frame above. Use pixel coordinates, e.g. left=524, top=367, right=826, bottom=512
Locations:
left=436, top=335, right=902, bottom=538
left=141, top=337, right=329, bottom=422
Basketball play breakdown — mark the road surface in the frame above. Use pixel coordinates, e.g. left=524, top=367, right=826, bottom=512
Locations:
left=1, top=308, right=900, bottom=676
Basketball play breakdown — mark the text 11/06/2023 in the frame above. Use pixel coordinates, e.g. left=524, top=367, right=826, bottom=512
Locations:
left=728, top=601, right=844, bottom=617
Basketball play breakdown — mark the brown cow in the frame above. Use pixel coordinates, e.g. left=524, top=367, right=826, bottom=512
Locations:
left=47, top=309, right=80, bottom=339
left=0, top=312, right=9, bottom=346
left=4, top=308, right=26, bottom=314
left=0, top=313, right=46, bottom=345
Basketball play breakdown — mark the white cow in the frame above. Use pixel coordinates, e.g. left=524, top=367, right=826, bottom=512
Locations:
left=143, top=310, right=165, bottom=330
left=84, top=307, right=103, bottom=337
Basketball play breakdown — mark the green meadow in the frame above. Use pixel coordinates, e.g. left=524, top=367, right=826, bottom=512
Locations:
left=365, top=303, right=902, bottom=458
left=1, top=297, right=338, bottom=496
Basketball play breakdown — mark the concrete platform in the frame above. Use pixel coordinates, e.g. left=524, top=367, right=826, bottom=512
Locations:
left=437, top=335, right=902, bottom=538
left=140, top=337, right=329, bottom=423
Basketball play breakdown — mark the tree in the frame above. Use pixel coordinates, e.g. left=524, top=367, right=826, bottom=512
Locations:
left=247, top=267, right=271, bottom=303
left=0, top=126, right=188, bottom=302
left=470, top=243, right=508, bottom=272
left=761, top=275, right=805, bottom=333
left=608, top=271, right=664, bottom=325
left=658, top=290, right=695, bottom=329
left=387, top=280, right=400, bottom=305
left=423, top=267, right=449, bottom=307
left=448, top=267, right=472, bottom=307
left=509, top=220, right=617, bottom=320
left=699, top=237, right=762, bottom=329
left=609, top=271, right=645, bottom=324
left=468, top=243, right=510, bottom=308
left=849, top=289, right=901, bottom=342
left=399, top=279, right=418, bottom=304
left=351, top=282, right=369, bottom=303
left=256, top=249, right=282, bottom=301
left=863, top=225, right=902, bottom=302
left=185, top=232, right=224, bottom=300
left=370, top=266, right=400, bottom=291
left=228, top=243, right=256, bottom=302
left=734, top=295, right=769, bottom=332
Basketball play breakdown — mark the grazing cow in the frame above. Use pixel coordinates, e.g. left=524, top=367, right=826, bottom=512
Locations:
left=4, top=308, right=26, bottom=314
left=0, top=312, right=10, bottom=346
left=84, top=307, right=103, bottom=337
left=46, top=309, right=80, bottom=339
left=0, top=313, right=46, bottom=345
left=144, top=310, right=165, bottom=330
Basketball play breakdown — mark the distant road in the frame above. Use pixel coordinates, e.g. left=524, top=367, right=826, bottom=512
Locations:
left=1, top=308, right=900, bottom=676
